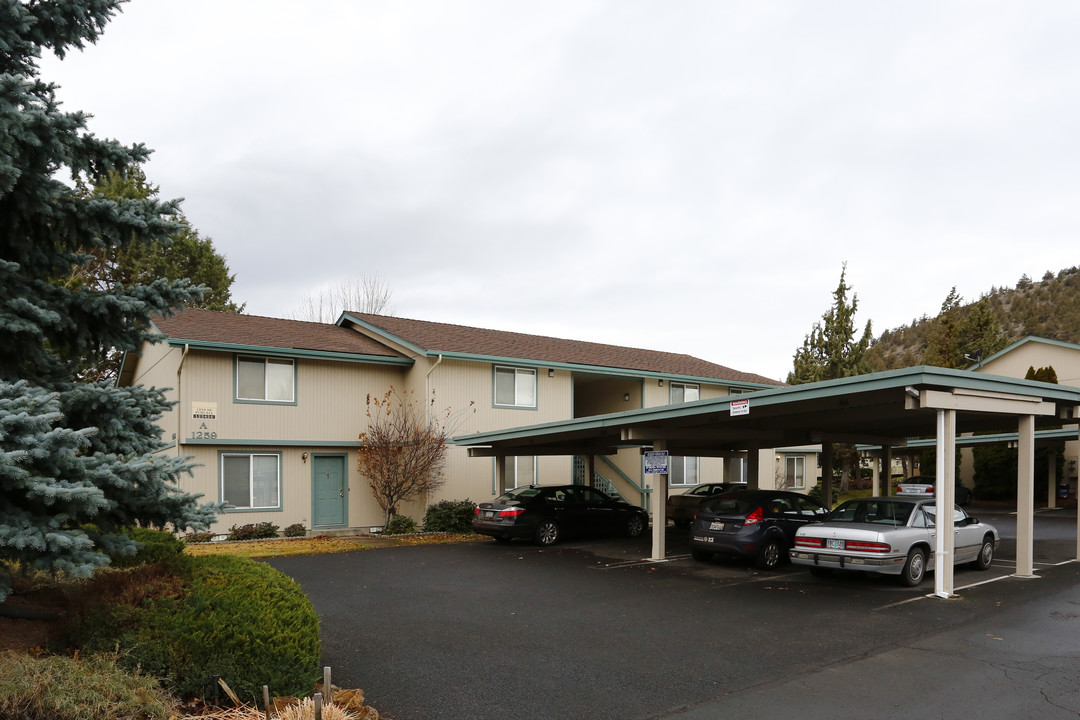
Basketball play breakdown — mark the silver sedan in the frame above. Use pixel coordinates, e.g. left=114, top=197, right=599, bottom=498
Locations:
left=789, top=496, right=998, bottom=586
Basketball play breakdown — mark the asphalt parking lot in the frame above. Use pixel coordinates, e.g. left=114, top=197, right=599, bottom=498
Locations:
left=268, top=506, right=1080, bottom=720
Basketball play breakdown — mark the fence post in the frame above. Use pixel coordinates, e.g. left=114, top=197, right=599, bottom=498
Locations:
left=323, top=666, right=332, bottom=703
left=313, top=692, right=323, bottom=720
left=262, top=686, right=270, bottom=720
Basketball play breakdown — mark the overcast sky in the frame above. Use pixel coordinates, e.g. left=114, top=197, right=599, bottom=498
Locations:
left=40, top=1, right=1080, bottom=382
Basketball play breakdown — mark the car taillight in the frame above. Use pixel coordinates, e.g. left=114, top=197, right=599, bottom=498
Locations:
left=845, top=540, right=891, bottom=553
left=498, top=508, right=525, bottom=518
left=795, top=537, right=823, bottom=548
left=924, top=487, right=934, bottom=493
left=474, top=506, right=481, bottom=515
left=744, top=507, right=763, bottom=525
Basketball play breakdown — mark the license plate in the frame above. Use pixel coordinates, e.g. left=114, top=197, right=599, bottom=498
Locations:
left=484, top=511, right=495, bottom=518
left=710, top=521, right=725, bottom=531
left=826, top=539, right=845, bottom=549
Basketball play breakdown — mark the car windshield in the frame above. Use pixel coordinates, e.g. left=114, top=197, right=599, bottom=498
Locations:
left=828, top=500, right=914, bottom=526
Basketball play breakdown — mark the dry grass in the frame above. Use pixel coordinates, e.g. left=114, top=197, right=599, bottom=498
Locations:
left=184, top=536, right=372, bottom=559
left=0, top=650, right=175, bottom=720
left=184, top=533, right=486, bottom=559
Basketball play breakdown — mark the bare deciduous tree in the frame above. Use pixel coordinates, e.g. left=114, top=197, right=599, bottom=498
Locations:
left=357, top=388, right=474, bottom=527
left=290, top=275, right=394, bottom=323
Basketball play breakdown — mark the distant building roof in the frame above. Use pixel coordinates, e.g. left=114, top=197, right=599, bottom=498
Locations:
left=152, top=309, right=407, bottom=359
left=345, top=313, right=782, bottom=387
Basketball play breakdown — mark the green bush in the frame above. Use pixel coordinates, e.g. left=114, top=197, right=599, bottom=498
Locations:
left=283, top=523, right=307, bottom=537
left=226, top=522, right=280, bottom=541
left=423, top=499, right=476, bottom=533
left=64, top=554, right=320, bottom=700
left=808, top=483, right=839, bottom=508
left=109, top=527, right=185, bottom=569
left=0, top=650, right=175, bottom=720
left=384, top=515, right=418, bottom=535
left=183, top=531, right=214, bottom=544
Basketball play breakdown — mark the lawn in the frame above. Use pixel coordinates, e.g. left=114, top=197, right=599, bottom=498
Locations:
left=183, top=533, right=484, bottom=559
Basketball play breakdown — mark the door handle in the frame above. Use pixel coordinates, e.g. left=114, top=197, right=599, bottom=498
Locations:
left=339, top=490, right=344, bottom=498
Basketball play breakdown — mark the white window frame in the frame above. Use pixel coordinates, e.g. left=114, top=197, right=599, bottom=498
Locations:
left=669, top=456, right=700, bottom=486
left=494, top=366, right=537, bottom=408
left=221, top=452, right=281, bottom=510
left=236, top=356, right=295, bottom=403
left=670, top=382, right=700, bottom=404
left=785, top=456, right=806, bottom=490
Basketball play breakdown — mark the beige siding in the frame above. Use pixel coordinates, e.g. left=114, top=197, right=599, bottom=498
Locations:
left=176, top=352, right=406, bottom=444
left=980, top=342, right=1080, bottom=387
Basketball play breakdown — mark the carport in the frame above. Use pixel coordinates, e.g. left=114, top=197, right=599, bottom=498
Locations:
left=454, top=366, right=1080, bottom=598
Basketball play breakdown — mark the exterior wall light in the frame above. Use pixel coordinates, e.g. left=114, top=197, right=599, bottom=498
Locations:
left=548, top=368, right=555, bottom=378
left=624, top=393, right=631, bottom=401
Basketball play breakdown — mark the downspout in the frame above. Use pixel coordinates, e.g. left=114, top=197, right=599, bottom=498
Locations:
left=425, top=354, right=443, bottom=422
left=177, top=344, right=189, bottom=457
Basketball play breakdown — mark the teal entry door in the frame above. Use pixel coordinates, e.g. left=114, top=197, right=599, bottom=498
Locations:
left=312, top=455, right=346, bottom=527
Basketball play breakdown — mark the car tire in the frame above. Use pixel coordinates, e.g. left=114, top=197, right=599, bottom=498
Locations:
left=534, top=520, right=560, bottom=547
left=691, top=548, right=713, bottom=562
left=755, top=538, right=785, bottom=571
left=900, top=547, right=927, bottom=587
left=972, top=535, right=994, bottom=570
left=809, top=567, right=833, bottom=578
left=626, top=513, right=646, bottom=538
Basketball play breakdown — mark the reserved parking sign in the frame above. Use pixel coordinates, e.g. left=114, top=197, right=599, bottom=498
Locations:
left=644, top=450, right=669, bottom=475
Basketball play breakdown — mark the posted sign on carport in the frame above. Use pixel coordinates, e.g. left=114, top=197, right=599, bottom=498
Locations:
left=644, top=450, right=669, bottom=475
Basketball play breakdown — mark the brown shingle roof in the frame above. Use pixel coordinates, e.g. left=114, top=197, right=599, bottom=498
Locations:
left=153, top=309, right=407, bottom=359
left=349, top=313, right=781, bottom=386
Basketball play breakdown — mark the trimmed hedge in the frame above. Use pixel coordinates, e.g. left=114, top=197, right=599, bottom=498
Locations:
left=226, top=522, right=280, bottom=541
left=109, top=527, right=185, bottom=569
left=423, top=499, right=476, bottom=533
left=64, top=554, right=320, bottom=700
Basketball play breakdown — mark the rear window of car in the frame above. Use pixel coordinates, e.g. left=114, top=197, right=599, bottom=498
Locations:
left=828, top=500, right=914, bottom=526
left=701, top=495, right=757, bottom=515
left=497, top=486, right=544, bottom=502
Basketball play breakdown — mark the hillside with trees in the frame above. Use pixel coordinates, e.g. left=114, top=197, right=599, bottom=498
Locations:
left=865, top=266, right=1080, bottom=371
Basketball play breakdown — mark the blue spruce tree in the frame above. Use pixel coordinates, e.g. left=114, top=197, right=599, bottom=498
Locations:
left=0, top=1, right=218, bottom=600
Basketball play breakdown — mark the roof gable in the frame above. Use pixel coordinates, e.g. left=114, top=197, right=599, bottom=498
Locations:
left=978, top=336, right=1080, bottom=367
left=344, top=313, right=781, bottom=386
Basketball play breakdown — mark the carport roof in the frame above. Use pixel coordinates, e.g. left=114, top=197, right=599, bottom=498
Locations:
left=452, top=366, right=1080, bottom=457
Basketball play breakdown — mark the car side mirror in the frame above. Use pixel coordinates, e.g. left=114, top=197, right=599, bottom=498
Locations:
left=967, top=517, right=978, bottom=526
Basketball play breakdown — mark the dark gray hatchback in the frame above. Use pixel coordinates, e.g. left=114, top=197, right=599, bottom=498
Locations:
left=690, top=490, right=829, bottom=570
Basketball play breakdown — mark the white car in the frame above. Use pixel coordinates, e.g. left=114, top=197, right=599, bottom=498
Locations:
left=789, top=496, right=998, bottom=586
left=895, top=475, right=974, bottom=506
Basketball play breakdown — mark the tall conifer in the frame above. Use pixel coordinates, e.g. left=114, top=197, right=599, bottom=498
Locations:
left=0, top=1, right=217, bottom=600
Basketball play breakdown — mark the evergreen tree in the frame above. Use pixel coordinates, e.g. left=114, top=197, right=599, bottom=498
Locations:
left=923, top=287, right=962, bottom=368
left=788, top=263, right=873, bottom=384
left=0, top=1, right=218, bottom=600
left=787, top=264, right=873, bottom=494
left=69, top=168, right=243, bottom=379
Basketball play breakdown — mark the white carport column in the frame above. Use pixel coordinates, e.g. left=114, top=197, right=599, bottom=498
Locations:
left=650, top=440, right=667, bottom=562
left=1047, top=452, right=1057, bottom=510
left=934, top=409, right=957, bottom=599
left=1015, top=415, right=1037, bottom=578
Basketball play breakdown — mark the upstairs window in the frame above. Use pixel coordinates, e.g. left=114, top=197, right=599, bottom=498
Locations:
left=494, top=366, right=536, bottom=408
left=670, top=383, right=699, bottom=404
left=237, top=356, right=295, bottom=402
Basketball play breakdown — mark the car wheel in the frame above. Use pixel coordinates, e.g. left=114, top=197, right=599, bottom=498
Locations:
left=673, top=519, right=691, bottom=530
left=626, top=513, right=646, bottom=538
left=534, top=520, right=560, bottom=546
left=900, top=547, right=927, bottom=587
left=691, top=548, right=713, bottom=562
left=755, top=538, right=785, bottom=571
left=809, top=567, right=833, bottom=578
left=972, top=535, right=994, bottom=570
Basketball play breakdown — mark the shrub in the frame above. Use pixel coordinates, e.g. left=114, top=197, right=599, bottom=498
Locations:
left=226, top=522, right=280, bottom=541
left=183, top=531, right=215, bottom=544
left=64, top=554, right=320, bottom=700
left=808, top=483, right=839, bottom=507
left=109, top=527, right=185, bottom=569
left=0, top=650, right=175, bottom=720
left=423, top=499, right=476, bottom=533
left=284, top=523, right=307, bottom=537
left=384, top=515, right=418, bottom=535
